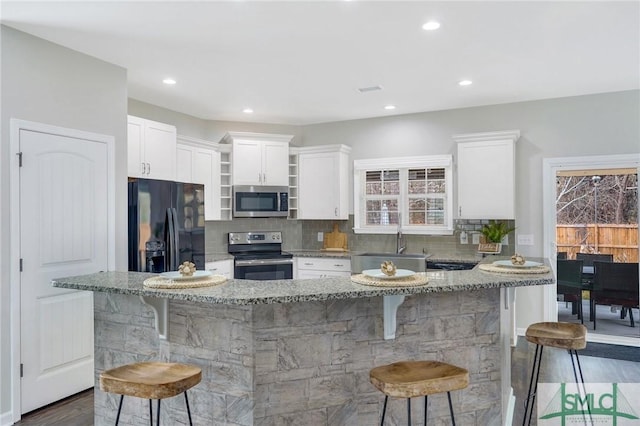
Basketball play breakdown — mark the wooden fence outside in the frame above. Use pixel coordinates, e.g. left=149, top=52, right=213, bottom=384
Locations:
left=556, top=224, right=639, bottom=263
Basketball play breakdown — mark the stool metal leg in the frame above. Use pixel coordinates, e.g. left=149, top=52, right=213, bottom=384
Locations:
left=115, top=395, right=124, bottom=425
left=407, top=398, right=411, bottom=426
left=380, top=395, right=388, bottom=426
left=570, top=350, right=593, bottom=425
left=156, top=399, right=161, bottom=426
left=148, top=399, right=153, bottom=426
left=184, top=391, right=194, bottom=426
left=523, top=344, right=544, bottom=426
left=424, top=395, right=428, bottom=426
left=447, top=392, right=456, bottom=426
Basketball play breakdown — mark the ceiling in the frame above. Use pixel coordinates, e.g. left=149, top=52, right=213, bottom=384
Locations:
left=2, top=1, right=639, bottom=125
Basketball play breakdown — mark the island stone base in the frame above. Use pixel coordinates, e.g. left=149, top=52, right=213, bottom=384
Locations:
left=94, top=288, right=503, bottom=425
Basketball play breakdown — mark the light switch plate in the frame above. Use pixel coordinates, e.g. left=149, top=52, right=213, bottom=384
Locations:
left=317, top=232, right=324, bottom=242
left=471, top=233, right=480, bottom=245
left=517, top=234, right=534, bottom=246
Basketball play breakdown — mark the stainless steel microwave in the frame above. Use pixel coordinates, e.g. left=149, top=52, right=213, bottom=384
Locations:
left=233, top=185, right=289, bottom=218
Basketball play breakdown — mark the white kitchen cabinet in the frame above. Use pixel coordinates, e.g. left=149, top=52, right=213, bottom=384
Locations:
left=298, top=145, right=351, bottom=220
left=454, top=130, right=520, bottom=219
left=205, top=259, right=233, bottom=279
left=295, top=257, right=351, bottom=279
left=176, top=136, right=222, bottom=221
left=128, top=115, right=177, bottom=181
left=223, top=132, right=293, bottom=186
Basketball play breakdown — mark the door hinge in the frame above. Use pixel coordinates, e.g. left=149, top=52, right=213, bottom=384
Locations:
left=19, top=258, right=23, bottom=272
left=20, top=363, right=24, bottom=378
left=17, top=152, right=23, bottom=167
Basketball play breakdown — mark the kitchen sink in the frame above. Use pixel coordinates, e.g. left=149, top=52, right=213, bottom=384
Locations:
left=351, top=252, right=427, bottom=273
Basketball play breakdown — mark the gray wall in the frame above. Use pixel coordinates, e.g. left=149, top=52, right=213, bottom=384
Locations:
left=0, top=26, right=128, bottom=419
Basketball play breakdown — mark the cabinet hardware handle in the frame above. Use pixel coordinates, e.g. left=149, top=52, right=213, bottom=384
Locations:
left=459, top=206, right=462, bottom=216
left=258, top=173, right=262, bottom=183
left=334, top=264, right=343, bottom=267
left=335, top=207, right=338, bottom=217
left=304, top=262, right=313, bottom=266
left=263, top=173, right=266, bottom=183
left=141, top=162, right=146, bottom=175
left=146, top=163, right=151, bottom=175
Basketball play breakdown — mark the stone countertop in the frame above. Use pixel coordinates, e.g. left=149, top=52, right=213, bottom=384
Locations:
left=53, top=258, right=553, bottom=305
left=287, top=250, right=352, bottom=259
left=205, top=253, right=234, bottom=262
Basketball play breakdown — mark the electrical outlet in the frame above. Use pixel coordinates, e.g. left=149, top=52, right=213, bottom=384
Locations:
left=501, top=235, right=509, bottom=246
left=460, top=231, right=468, bottom=244
left=317, top=232, right=323, bottom=242
left=517, top=234, right=534, bottom=246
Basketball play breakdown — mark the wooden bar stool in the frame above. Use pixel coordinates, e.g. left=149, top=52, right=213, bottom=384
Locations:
left=100, top=361, right=201, bottom=426
left=522, top=322, right=588, bottom=426
left=370, top=360, right=469, bottom=425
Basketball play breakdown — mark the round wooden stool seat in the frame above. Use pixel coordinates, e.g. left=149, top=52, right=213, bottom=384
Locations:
left=370, top=360, right=469, bottom=399
left=525, top=322, right=587, bottom=350
left=100, top=362, right=202, bottom=400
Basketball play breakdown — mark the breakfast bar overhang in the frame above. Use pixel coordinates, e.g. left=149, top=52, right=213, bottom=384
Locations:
left=53, top=263, right=553, bottom=426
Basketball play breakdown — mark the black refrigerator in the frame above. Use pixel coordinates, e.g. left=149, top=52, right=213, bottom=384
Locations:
left=128, top=178, right=205, bottom=273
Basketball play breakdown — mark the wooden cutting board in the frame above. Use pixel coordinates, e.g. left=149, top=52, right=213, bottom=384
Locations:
left=323, top=223, right=348, bottom=251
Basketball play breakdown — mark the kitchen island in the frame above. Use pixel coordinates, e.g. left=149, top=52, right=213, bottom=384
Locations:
left=53, top=262, right=553, bottom=426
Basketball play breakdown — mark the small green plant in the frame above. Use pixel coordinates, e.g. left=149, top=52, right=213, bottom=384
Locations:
left=480, top=221, right=516, bottom=243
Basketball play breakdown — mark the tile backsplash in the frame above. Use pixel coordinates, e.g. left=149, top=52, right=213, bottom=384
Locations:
left=206, top=216, right=515, bottom=259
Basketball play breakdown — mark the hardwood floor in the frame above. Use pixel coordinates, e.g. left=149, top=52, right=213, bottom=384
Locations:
left=16, top=340, right=640, bottom=425
left=15, top=389, right=93, bottom=426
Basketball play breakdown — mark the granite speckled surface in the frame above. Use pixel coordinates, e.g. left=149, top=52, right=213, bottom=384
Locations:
left=288, top=249, right=352, bottom=259
left=204, top=253, right=234, bottom=262
left=53, top=258, right=553, bottom=305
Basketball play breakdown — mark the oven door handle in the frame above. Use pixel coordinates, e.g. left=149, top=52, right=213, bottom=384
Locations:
left=235, top=258, right=294, bottom=266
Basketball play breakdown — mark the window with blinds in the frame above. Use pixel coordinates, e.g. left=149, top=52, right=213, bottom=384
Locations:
left=354, top=156, right=453, bottom=235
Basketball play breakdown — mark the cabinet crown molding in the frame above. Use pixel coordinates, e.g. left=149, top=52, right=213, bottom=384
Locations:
left=221, top=131, right=294, bottom=144
left=452, top=130, right=520, bottom=144
left=177, top=134, right=221, bottom=150
left=295, top=144, right=352, bottom=155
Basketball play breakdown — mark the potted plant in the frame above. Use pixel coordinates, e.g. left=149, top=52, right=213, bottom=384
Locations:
left=479, top=221, right=516, bottom=253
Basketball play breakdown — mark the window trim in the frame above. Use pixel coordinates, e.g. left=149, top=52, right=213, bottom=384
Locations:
left=353, top=155, right=454, bottom=235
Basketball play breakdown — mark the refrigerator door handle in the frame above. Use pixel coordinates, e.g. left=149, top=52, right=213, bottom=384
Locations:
left=171, top=207, right=180, bottom=270
left=163, top=207, right=182, bottom=271
left=164, top=208, right=175, bottom=271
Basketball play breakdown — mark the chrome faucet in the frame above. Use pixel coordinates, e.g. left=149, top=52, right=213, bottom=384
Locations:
left=396, top=214, right=406, bottom=254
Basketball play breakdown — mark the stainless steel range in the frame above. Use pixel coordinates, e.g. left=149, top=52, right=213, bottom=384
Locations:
left=228, top=231, right=293, bottom=280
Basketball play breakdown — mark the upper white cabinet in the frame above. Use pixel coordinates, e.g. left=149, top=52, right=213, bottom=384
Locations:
left=222, top=132, right=293, bottom=186
left=176, top=136, right=221, bottom=221
left=297, top=144, right=351, bottom=220
left=454, top=130, right=519, bottom=219
left=127, top=115, right=177, bottom=181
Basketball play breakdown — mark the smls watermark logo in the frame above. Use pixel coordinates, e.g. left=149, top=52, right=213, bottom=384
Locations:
left=537, top=383, right=640, bottom=425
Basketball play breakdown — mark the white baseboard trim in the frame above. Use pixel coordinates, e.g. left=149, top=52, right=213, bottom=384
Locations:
left=504, top=386, right=515, bottom=426
left=0, top=410, right=15, bottom=426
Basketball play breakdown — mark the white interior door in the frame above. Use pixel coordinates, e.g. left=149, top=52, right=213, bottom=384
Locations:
left=19, top=128, right=108, bottom=413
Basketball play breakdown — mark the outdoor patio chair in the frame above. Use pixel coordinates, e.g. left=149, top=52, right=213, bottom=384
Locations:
left=576, top=253, right=613, bottom=267
left=557, top=260, right=586, bottom=323
left=592, top=261, right=639, bottom=329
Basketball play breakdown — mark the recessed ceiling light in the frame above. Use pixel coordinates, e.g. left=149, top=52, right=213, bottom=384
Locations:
left=358, top=85, right=383, bottom=93
left=458, top=80, right=473, bottom=86
left=162, top=78, right=176, bottom=85
left=384, top=105, right=396, bottom=110
left=243, top=108, right=254, bottom=114
left=422, top=21, right=441, bottom=31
